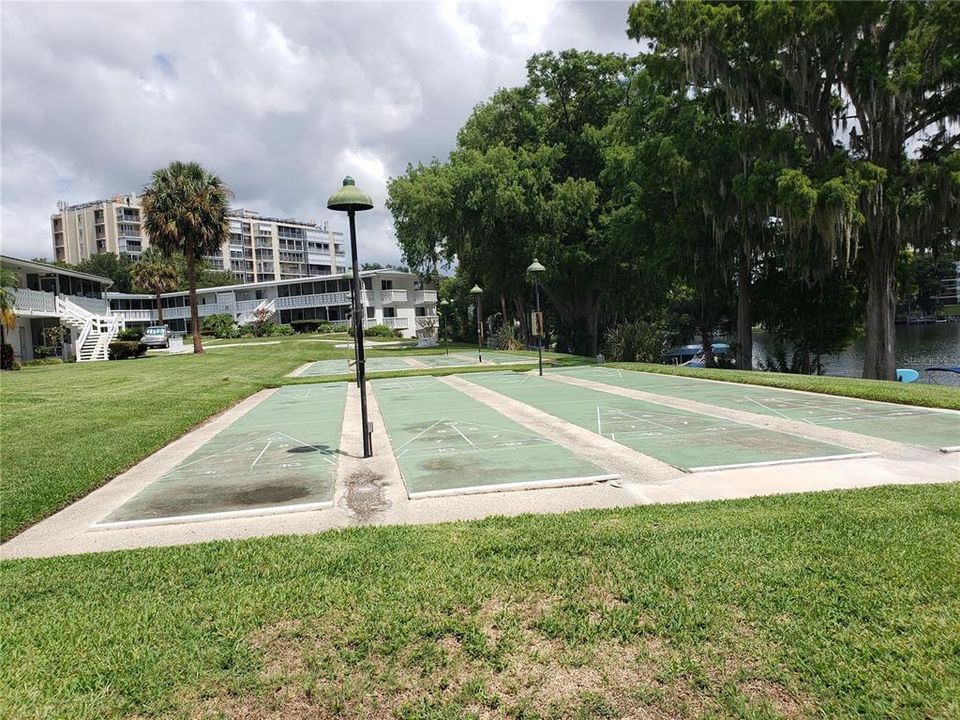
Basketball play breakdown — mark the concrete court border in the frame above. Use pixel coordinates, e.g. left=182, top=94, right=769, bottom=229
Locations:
left=4, top=374, right=958, bottom=560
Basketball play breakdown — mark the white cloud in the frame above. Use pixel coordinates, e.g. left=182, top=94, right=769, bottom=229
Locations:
left=1, top=1, right=637, bottom=265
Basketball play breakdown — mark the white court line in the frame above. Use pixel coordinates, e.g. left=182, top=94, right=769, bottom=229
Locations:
left=91, top=500, right=335, bottom=530
left=688, top=451, right=877, bottom=473
left=744, top=395, right=814, bottom=424
left=408, top=474, right=618, bottom=499
left=250, top=438, right=273, bottom=468
left=393, top=419, right=447, bottom=452
left=605, top=407, right=678, bottom=433
left=450, top=422, right=477, bottom=448
left=399, top=440, right=551, bottom=459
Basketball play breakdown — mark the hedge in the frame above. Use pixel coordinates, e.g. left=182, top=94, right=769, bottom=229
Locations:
left=108, top=341, right=148, bottom=360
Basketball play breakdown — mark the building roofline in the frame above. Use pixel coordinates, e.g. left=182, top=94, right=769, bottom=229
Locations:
left=53, top=192, right=344, bottom=234
left=106, top=268, right=421, bottom=299
left=0, top=255, right=114, bottom=287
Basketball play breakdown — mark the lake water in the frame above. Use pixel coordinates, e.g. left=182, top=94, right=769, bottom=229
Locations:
left=751, top=323, right=960, bottom=384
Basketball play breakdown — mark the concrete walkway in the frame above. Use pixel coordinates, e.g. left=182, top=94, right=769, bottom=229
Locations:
left=3, top=375, right=957, bottom=560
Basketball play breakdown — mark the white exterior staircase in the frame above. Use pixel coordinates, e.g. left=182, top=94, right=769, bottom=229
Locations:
left=236, top=298, right=276, bottom=326
left=56, top=296, right=123, bottom=362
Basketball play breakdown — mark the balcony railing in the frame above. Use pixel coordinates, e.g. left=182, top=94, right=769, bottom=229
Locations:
left=113, top=309, right=154, bottom=322
left=384, top=316, right=410, bottom=329
left=413, top=290, right=437, bottom=305
left=380, top=289, right=408, bottom=304
left=13, top=288, right=57, bottom=315
left=69, top=295, right=110, bottom=315
left=116, top=303, right=228, bottom=321
left=274, top=291, right=354, bottom=311
left=12, top=290, right=109, bottom=317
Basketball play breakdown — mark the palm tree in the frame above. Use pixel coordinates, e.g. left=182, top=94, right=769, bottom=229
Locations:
left=130, top=247, right=180, bottom=325
left=0, top=267, right=19, bottom=369
left=141, top=161, right=231, bottom=353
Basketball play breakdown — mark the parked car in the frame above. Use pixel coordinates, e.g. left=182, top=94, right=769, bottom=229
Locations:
left=140, top=325, right=171, bottom=348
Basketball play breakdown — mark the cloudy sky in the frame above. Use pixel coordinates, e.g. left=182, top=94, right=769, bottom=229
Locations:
left=1, top=1, right=638, bottom=265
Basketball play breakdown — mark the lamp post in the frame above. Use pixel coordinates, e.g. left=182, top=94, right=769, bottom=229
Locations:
left=527, top=258, right=545, bottom=376
left=439, top=299, right=450, bottom=355
left=327, top=176, right=374, bottom=458
left=469, top=284, right=483, bottom=363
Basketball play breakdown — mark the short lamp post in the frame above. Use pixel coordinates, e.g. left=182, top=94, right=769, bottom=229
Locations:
left=327, top=176, right=374, bottom=458
left=527, top=258, right=546, bottom=376
left=439, top=299, right=450, bottom=355
left=469, top=284, right=483, bottom=363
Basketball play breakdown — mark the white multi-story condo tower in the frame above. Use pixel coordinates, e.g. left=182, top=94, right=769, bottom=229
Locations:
left=51, top=193, right=347, bottom=282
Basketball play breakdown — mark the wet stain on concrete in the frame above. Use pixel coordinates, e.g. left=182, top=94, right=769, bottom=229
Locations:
left=345, top=469, right=387, bottom=521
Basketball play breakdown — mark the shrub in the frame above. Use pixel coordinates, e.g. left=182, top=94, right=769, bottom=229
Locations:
left=202, top=313, right=239, bottom=339
left=23, top=358, right=62, bottom=367
left=493, top=323, right=524, bottom=351
left=33, top=346, right=51, bottom=359
left=356, top=323, right=401, bottom=338
left=115, top=327, right=143, bottom=341
left=290, top=319, right=322, bottom=333
left=268, top=323, right=295, bottom=336
left=1, top=343, right=15, bottom=370
left=108, top=341, right=147, bottom=360
left=604, top=320, right=666, bottom=362
left=318, top=322, right=349, bottom=334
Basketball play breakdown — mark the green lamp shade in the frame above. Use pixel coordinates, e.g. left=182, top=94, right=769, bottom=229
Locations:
left=527, top=258, right=546, bottom=274
left=469, top=284, right=483, bottom=295
left=327, top=176, right=374, bottom=212
left=440, top=299, right=450, bottom=306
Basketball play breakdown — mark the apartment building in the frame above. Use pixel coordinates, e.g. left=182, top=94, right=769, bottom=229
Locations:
left=1, top=255, right=118, bottom=362
left=3, top=253, right=437, bottom=364
left=51, top=194, right=347, bottom=282
left=109, top=269, right=439, bottom=340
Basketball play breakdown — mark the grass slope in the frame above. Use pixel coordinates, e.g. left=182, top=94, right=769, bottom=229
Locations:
left=2, top=484, right=958, bottom=719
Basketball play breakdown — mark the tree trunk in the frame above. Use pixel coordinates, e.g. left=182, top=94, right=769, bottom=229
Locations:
left=862, top=247, right=897, bottom=380
left=700, top=327, right=715, bottom=367
left=547, top=289, right=600, bottom=357
left=155, top=290, right=164, bottom=325
left=736, top=236, right=753, bottom=370
left=186, top=252, right=203, bottom=354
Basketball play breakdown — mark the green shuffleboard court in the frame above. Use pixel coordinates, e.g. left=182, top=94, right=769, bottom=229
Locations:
left=413, top=354, right=477, bottom=368
left=555, top=366, right=960, bottom=452
left=462, top=372, right=869, bottom=472
left=477, top=351, right=539, bottom=364
left=94, top=384, right=347, bottom=528
left=299, top=355, right=417, bottom=376
left=365, top=356, right=421, bottom=372
left=373, top=376, right=613, bottom=497
left=299, top=358, right=352, bottom=377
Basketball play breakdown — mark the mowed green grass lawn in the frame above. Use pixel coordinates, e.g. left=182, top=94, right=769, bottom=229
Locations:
left=1, top=484, right=958, bottom=719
